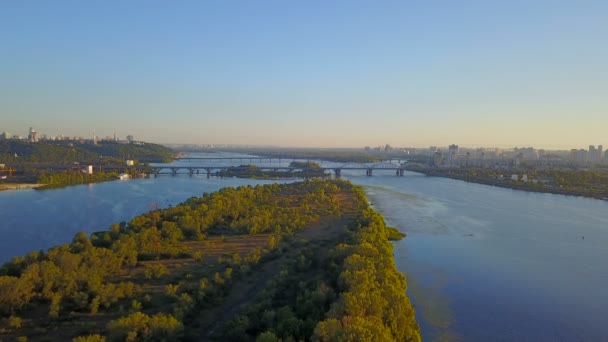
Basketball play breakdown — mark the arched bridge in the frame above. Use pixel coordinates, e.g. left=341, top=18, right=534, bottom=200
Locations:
left=150, top=161, right=407, bottom=177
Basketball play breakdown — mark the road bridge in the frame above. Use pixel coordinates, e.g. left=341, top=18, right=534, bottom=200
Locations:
left=175, top=157, right=295, bottom=163
left=151, top=161, right=407, bottom=177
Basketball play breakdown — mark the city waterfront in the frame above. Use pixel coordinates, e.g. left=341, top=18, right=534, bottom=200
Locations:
left=1, top=153, right=607, bottom=341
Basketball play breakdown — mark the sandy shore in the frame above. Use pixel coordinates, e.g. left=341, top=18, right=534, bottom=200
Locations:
left=0, top=183, right=44, bottom=191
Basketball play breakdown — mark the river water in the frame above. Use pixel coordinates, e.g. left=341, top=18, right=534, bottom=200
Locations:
left=1, top=153, right=607, bottom=341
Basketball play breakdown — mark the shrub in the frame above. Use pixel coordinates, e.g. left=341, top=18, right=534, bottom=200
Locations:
left=143, top=263, right=168, bottom=280
left=8, top=315, right=22, bottom=329
left=107, top=312, right=183, bottom=342
left=72, top=335, right=106, bottom=342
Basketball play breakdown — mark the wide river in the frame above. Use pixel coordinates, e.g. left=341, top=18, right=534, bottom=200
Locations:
left=1, top=153, right=607, bottom=341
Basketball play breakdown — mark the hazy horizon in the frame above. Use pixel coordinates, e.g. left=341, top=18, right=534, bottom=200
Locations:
left=2, top=1, right=607, bottom=149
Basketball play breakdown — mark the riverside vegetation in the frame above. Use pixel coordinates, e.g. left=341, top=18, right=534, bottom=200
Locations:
left=218, top=162, right=328, bottom=179
left=0, top=140, right=176, bottom=189
left=0, top=179, right=420, bottom=341
left=413, top=167, right=608, bottom=200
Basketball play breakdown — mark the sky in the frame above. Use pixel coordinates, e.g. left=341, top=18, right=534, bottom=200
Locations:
left=1, top=1, right=607, bottom=149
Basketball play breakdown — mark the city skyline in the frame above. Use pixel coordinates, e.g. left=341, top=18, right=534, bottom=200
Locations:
left=3, top=125, right=608, bottom=157
left=1, top=2, right=607, bottom=149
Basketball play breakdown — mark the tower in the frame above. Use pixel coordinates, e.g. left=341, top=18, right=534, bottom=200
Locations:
left=28, top=127, right=39, bottom=142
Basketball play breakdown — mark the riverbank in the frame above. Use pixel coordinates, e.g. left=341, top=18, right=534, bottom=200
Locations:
left=0, top=183, right=44, bottom=191
left=412, top=168, right=608, bottom=200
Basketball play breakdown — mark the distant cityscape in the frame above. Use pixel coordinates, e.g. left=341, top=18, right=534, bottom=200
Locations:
left=0, top=127, right=137, bottom=145
left=417, top=144, right=607, bottom=168
left=2, top=127, right=607, bottom=168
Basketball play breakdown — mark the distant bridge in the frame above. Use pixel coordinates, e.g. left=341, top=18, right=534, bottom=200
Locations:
left=176, top=157, right=288, bottom=163
left=174, top=157, right=408, bottom=164
left=150, top=161, right=407, bottom=177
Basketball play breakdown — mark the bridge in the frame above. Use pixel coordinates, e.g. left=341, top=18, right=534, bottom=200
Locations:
left=176, top=157, right=288, bottom=163
left=150, top=161, right=407, bottom=177
left=174, top=157, right=408, bottom=164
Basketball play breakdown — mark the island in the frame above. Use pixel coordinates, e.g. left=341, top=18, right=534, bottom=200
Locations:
left=0, top=179, right=420, bottom=341
left=218, top=162, right=328, bottom=179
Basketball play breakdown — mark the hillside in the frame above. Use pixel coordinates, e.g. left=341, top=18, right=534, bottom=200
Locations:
left=0, top=140, right=176, bottom=165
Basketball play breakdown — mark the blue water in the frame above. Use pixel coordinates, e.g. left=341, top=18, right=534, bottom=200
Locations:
left=1, top=154, right=607, bottom=341
left=356, top=173, right=608, bottom=341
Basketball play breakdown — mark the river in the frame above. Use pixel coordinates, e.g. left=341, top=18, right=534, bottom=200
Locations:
left=1, top=152, right=607, bottom=341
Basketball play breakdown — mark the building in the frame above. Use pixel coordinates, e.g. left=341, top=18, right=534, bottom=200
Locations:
left=127, top=135, right=134, bottom=143
left=589, top=145, right=598, bottom=163
left=126, top=160, right=135, bottom=166
left=570, top=149, right=588, bottom=163
left=28, top=127, right=40, bottom=142
left=0, top=132, right=10, bottom=140
left=514, top=147, right=539, bottom=160
left=447, top=144, right=458, bottom=165
left=584, top=145, right=605, bottom=164
left=432, top=152, right=443, bottom=166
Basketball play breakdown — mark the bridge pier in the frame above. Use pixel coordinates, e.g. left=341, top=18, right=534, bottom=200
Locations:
left=205, top=168, right=212, bottom=178
left=366, top=169, right=373, bottom=177
left=399, top=169, right=404, bottom=176
left=333, top=168, right=342, bottom=178
left=188, top=168, right=195, bottom=176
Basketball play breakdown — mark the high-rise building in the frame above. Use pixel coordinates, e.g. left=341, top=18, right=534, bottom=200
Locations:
left=589, top=145, right=596, bottom=163
left=447, top=144, right=458, bottom=165
left=588, top=144, right=604, bottom=163
left=127, top=135, right=134, bottom=143
left=28, top=127, right=40, bottom=142
left=0, top=131, right=10, bottom=140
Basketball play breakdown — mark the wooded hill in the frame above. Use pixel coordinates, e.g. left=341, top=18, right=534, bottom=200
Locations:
left=0, top=140, right=176, bottom=165
left=0, top=180, right=420, bottom=341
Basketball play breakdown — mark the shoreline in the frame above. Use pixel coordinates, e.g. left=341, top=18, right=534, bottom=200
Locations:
left=0, top=183, right=44, bottom=191
left=411, top=169, right=608, bottom=201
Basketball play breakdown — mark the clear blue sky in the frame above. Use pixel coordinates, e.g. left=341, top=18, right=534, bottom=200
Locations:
left=1, top=1, right=606, bottom=149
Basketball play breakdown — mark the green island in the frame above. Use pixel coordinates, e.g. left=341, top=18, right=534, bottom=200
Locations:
left=219, top=162, right=328, bottom=179
left=34, top=171, right=138, bottom=191
left=408, top=167, right=608, bottom=200
left=0, top=180, right=420, bottom=341
left=0, top=140, right=176, bottom=190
